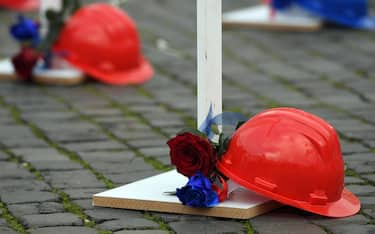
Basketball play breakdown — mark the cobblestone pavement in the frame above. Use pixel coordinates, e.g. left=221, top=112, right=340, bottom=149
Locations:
left=1, top=0, right=375, bottom=233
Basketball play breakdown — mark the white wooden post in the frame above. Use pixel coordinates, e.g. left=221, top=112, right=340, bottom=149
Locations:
left=40, top=0, right=62, bottom=36
left=197, top=0, right=222, bottom=129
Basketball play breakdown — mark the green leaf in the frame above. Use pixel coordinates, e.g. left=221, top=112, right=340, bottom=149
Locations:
left=235, top=121, right=246, bottom=130
left=216, top=134, right=231, bottom=159
left=210, top=124, right=220, bottom=135
left=45, top=10, right=58, bottom=21
left=223, top=137, right=231, bottom=149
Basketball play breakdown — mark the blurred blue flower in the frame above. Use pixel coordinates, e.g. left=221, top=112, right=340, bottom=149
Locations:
left=10, top=15, right=40, bottom=47
left=271, top=0, right=294, bottom=10
left=176, top=172, right=219, bottom=208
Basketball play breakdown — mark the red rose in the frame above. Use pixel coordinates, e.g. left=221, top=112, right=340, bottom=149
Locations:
left=12, top=47, right=40, bottom=81
left=167, top=132, right=216, bottom=178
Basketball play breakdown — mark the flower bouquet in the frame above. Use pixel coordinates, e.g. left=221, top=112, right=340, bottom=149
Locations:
left=3, top=0, right=85, bottom=84
left=166, top=111, right=246, bottom=208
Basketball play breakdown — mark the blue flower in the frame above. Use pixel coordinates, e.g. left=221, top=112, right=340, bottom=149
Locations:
left=176, top=172, right=219, bottom=208
left=271, top=0, right=293, bottom=10
left=10, top=15, right=40, bottom=47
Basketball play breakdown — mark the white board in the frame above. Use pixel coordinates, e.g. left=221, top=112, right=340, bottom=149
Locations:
left=0, top=58, right=85, bottom=85
left=223, top=5, right=322, bottom=31
left=93, top=170, right=280, bottom=219
left=0, top=59, right=17, bottom=80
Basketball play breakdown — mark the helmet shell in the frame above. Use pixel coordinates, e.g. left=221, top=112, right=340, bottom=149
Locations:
left=0, top=0, right=39, bottom=11
left=54, top=3, right=153, bottom=85
left=217, top=107, right=360, bottom=217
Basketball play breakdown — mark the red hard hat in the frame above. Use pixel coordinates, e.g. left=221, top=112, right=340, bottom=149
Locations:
left=0, top=0, right=39, bottom=11
left=53, top=3, right=153, bottom=85
left=217, top=107, right=360, bottom=217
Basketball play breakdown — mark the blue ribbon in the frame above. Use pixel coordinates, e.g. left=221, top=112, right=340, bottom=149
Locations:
left=198, top=105, right=248, bottom=139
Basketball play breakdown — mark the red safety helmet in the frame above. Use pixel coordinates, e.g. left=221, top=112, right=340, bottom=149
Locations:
left=0, top=0, right=39, bottom=11
left=217, top=107, right=360, bottom=217
left=53, top=3, right=153, bottom=85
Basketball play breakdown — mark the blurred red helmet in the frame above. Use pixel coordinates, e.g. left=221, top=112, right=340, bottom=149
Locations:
left=217, top=107, right=360, bottom=217
left=0, top=0, right=39, bottom=11
left=53, top=3, right=153, bottom=85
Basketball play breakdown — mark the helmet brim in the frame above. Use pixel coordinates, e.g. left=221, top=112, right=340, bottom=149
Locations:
left=0, top=0, right=39, bottom=11
left=217, top=163, right=361, bottom=218
left=65, top=56, right=154, bottom=86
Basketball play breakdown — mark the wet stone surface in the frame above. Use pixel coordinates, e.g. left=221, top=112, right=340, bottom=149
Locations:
left=1, top=0, right=375, bottom=233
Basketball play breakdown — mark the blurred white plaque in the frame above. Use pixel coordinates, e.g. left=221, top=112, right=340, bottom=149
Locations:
left=223, top=4, right=322, bottom=31
left=0, top=59, right=17, bottom=80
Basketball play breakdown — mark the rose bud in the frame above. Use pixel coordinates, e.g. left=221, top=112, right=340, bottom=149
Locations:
left=167, top=132, right=217, bottom=178
left=11, top=47, right=41, bottom=81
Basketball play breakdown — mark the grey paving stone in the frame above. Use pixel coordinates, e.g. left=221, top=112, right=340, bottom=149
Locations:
left=21, top=111, right=78, bottom=120
left=85, top=208, right=143, bottom=223
left=78, top=151, right=136, bottom=163
left=138, top=147, right=169, bottom=157
left=63, top=188, right=104, bottom=200
left=127, top=138, right=168, bottom=148
left=115, top=230, right=169, bottom=234
left=98, top=218, right=160, bottom=231
left=345, top=176, right=364, bottom=184
left=0, top=191, right=58, bottom=204
left=38, top=202, right=65, bottom=214
left=309, top=214, right=369, bottom=227
left=340, top=142, right=369, bottom=154
left=8, top=202, right=64, bottom=217
left=29, top=226, right=97, bottom=234
left=112, top=130, right=161, bottom=140
left=251, top=212, right=325, bottom=234
left=80, top=108, right=123, bottom=116
left=36, top=122, right=97, bottom=132
left=361, top=174, right=375, bottom=183
left=0, top=151, right=8, bottom=160
left=62, top=141, right=126, bottom=152
left=329, top=224, right=375, bottom=234
left=0, top=126, right=35, bottom=138
left=46, top=130, right=109, bottom=143
left=345, top=185, right=375, bottom=196
left=169, top=220, right=245, bottom=234
left=32, top=161, right=84, bottom=171
left=149, top=212, right=182, bottom=223
left=88, top=158, right=155, bottom=174
left=363, top=208, right=375, bottom=218
left=43, top=170, right=106, bottom=189
left=11, top=147, right=70, bottom=162
left=359, top=196, right=375, bottom=207
left=0, top=179, right=50, bottom=192
left=21, top=213, right=82, bottom=228
left=8, top=203, right=40, bottom=216
left=2, top=137, right=49, bottom=148
left=0, top=226, right=18, bottom=234
left=72, top=199, right=94, bottom=210
left=0, top=162, right=32, bottom=179
left=105, top=170, right=159, bottom=185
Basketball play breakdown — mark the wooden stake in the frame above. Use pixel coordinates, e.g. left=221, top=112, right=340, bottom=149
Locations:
left=39, top=0, right=62, bottom=36
left=197, top=0, right=222, bottom=129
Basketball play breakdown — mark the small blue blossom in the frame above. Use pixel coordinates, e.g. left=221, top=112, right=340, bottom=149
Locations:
left=10, top=15, right=40, bottom=47
left=176, top=172, right=219, bottom=208
left=271, top=0, right=293, bottom=10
